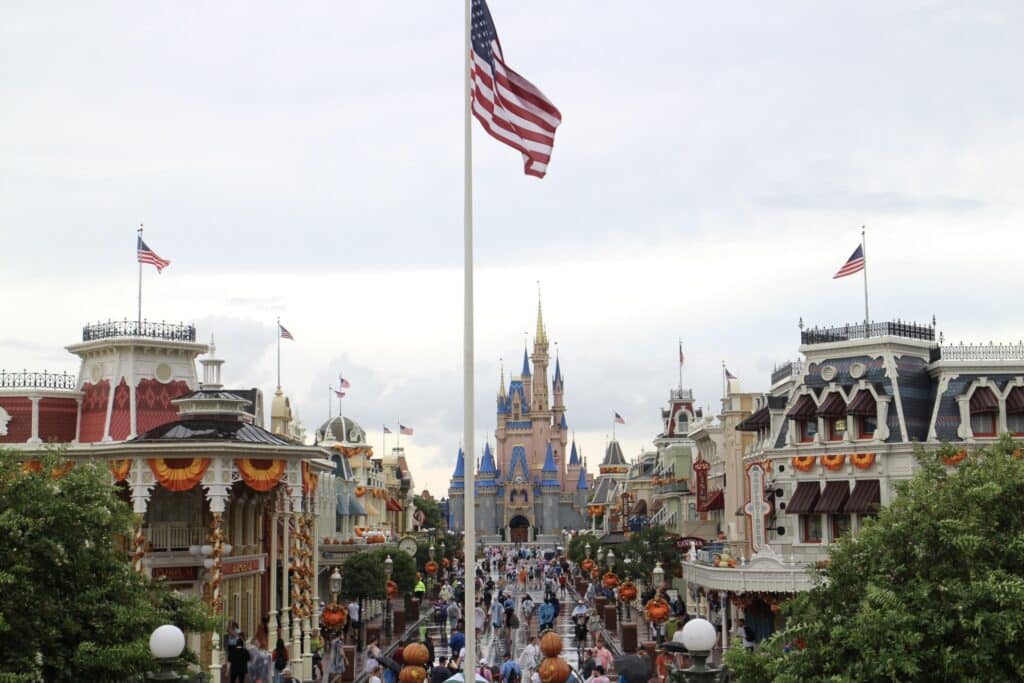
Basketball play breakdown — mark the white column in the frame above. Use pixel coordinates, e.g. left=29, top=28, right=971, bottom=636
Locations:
left=28, top=395, right=41, bottom=444
left=268, top=506, right=279, bottom=640
left=281, top=509, right=291, bottom=648
left=290, top=512, right=304, bottom=682
left=73, top=397, right=82, bottom=443
left=719, top=591, right=729, bottom=653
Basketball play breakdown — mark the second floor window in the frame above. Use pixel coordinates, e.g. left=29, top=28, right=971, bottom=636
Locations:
left=801, top=514, right=823, bottom=543
left=858, top=415, right=877, bottom=439
left=970, top=412, right=996, bottom=436
left=800, top=419, right=817, bottom=443
left=828, top=417, right=847, bottom=441
left=969, top=386, right=999, bottom=437
left=1008, top=411, right=1024, bottom=436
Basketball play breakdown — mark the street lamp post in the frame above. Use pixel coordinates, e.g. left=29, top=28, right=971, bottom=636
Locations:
left=671, top=618, right=722, bottom=682
left=585, top=542, right=591, bottom=559
left=330, top=567, right=342, bottom=606
left=384, top=554, right=394, bottom=639
left=623, top=556, right=633, bottom=620
left=652, top=560, right=665, bottom=594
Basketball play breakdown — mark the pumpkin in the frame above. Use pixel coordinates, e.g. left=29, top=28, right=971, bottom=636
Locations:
left=539, top=630, right=563, bottom=657
left=321, top=604, right=348, bottom=628
left=581, top=559, right=594, bottom=572
left=618, top=581, right=637, bottom=602
left=602, top=572, right=619, bottom=589
left=645, top=597, right=670, bottom=623
left=387, top=580, right=399, bottom=597
left=400, top=666, right=427, bottom=683
left=402, top=642, right=430, bottom=666
left=424, top=561, right=439, bottom=575
left=590, top=568, right=599, bottom=580
left=538, top=657, right=571, bottom=683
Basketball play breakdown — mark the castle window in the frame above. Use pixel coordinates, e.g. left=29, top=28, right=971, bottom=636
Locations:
left=969, top=386, right=998, bottom=437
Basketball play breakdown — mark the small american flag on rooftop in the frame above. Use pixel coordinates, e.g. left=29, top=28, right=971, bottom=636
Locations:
left=471, top=0, right=562, bottom=178
left=833, top=245, right=866, bottom=279
left=614, top=412, right=625, bottom=425
left=137, top=237, right=170, bottom=273
left=279, top=324, right=294, bottom=341
left=400, top=424, right=414, bottom=436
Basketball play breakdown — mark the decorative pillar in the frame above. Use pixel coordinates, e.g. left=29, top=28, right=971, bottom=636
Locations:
left=132, top=514, right=147, bottom=574
left=205, top=482, right=230, bottom=683
left=281, top=505, right=291, bottom=647
left=28, top=396, right=41, bottom=445
left=719, top=591, right=729, bottom=653
left=74, top=397, right=82, bottom=443
left=290, top=511, right=305, bottom=681
left=268, top=499, right=279, bottom=639
left=129, top=460, right=151, bottom=576
left=302, top=505, right=315, bottom=675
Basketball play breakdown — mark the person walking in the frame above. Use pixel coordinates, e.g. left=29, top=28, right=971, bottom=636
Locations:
left=517, top=635, right=540, bottom=683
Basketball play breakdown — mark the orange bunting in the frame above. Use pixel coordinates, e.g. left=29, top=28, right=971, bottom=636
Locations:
left=21, top=460, right=74, bottom=478
left=791, top=455, right=816, bottom=472
left=109, top=459, right=132, bottom=482
left=355, top=486, right=367, bottom=497
left=302, top=461, right=318, bottom=494
left=148, top=457, right=211, bottom=492
left=851, top=452, right=876, bottom=469
left=235, top=458, right=286, bottom=492
left=821, top=454, right=845, bottom=471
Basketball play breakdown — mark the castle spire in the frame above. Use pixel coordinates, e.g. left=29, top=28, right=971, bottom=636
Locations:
left=521, top=346, right=531, bottom=376
left=536, top=284, right=547, bottom=345
left=498, top=357, right=507, bottom=398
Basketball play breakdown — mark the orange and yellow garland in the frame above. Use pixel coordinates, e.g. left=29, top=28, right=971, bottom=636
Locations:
left=234, top=458, right=286, bottom=492
left=21, top=460, right=74, bottom=478
left=851, top=452, right=876, bottom=469
left=791, top=455, right=816, bottom=472
left=821, top=454, right=845, bottom=471
left=302, top=461, right=318, bottom=494
left=148, top=457, right=210, bottom=491
left=109, top=458, right=132, bottom=482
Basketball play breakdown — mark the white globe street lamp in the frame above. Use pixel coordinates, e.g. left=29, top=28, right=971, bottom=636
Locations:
left=679, top=617, right=721, bottom=681
left=149, top=624, right=186, bottom=681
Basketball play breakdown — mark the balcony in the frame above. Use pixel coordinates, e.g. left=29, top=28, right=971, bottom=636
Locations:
left=0, top=370, right=77, bottom=390
left=670, top=388, right=694, bottom=401
left=940, top=341, right=1024, bottom=362
left=82, top=319, right=197, bottom=343
left=771, top=361, right=802, bottom=385
left=144, top=525, right=208, bottom=552
left=800, top=319, right=935, bottom=346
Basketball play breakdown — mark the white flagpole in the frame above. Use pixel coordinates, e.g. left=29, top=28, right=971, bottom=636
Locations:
left=276, top=317, right=281, bottom=390
left=861, top=225, right=870, bottom=327
left=463, top=0, right=477, bottom=676
left=137, top=224, right=143, bottom=330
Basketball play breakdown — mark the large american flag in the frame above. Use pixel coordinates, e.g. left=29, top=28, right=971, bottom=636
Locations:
left=137, top=237, right=170, bottom=273
left=399, top=424, right=414, bottom=436
left=471, top=0, right=561, bottom=178
left=833, top=245, right=866, bottom=279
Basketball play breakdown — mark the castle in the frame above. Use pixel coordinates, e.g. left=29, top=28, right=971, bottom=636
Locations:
left=448, top=298, right=590, bottom=543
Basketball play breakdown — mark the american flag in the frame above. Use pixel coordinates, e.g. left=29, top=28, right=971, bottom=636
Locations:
left=614, top=412, right=625, bottom=425
left=833, top=245, right=866, bottom=279
left=383, top=426, right=393, bottom=435
left=137, top=237, right=170, bottom=273
left=399, top=424, right=414, bottom=436
left=279, top=324, right=294, bottom=340
left=679, top=342, right=685, bottom=366
left=334, top=389, right=346, bottom=398
left=725, top=368, right=737, bottom=380
left=339, top=374, right=351, bottom=389
left=470, top=0, right=562, bottom=178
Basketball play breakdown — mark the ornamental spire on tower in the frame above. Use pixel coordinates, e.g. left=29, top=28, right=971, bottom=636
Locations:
left=536, top=283, right=548, bottom=345
left=498, top=357, right=507, bottom=399
left=521, top=347, right=531, bottom=376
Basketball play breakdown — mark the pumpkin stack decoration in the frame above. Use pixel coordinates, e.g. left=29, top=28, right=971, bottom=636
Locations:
left=399, top=643, right=430, bottom=683
left=424, top=560, right=439, bottom=575
left=537, top=631, right=571, bottom=683
left=320, top=603, right=348, bottom=638
left=602, top=572, right=620, bottom=589
left=581, top=558, right=594, bottom=572
left=645, top=595, right=670, bottom=623
left=618, top=580, right=637, bottom=602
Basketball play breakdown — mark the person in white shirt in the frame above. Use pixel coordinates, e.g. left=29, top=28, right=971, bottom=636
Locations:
left=518, top=635, right=540, bottom=681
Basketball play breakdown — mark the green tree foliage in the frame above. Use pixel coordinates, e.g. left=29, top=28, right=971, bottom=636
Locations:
left=413, top=495, right=445, bottom=531
left=567, top=533, right=598, bottom=564
left=619, top=526, right=676, bottom=582
left=339, top=546, right=416, bottom=600
left=0, top=449, right=213, bottom=682
left=725, top=435, right=1024, bottom=682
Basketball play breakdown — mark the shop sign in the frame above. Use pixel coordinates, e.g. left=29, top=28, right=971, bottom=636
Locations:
left=153, top=565, right=199, bottom=582
left=674, top=536, right=707, bottom=552
left=221, top=555, right=265, bottom=577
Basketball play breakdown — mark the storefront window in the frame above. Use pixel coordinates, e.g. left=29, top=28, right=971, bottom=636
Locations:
left=801, top=514, right=822, bottom=543
left=831, top=514, right=851, bottom=540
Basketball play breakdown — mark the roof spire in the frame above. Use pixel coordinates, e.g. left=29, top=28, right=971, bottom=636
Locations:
left=498, top=357, right=507, bottom=398
left=536, top=281, right=547, bottom=345
left=521, top=346, right=531, bottom=377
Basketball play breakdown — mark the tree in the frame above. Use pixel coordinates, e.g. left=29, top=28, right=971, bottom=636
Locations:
left=340, top=547, right=416, bottom=600
left=567, top=533, right=598, bottom=564
left=724, top=435, right=1024, bottom=682
left=413, top=495, right=445, bottom=531
left=0, top=449, right=213, bottom=682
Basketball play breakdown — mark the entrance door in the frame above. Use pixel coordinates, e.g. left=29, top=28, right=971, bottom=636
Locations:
left=509, top=515, right=529, bottom=543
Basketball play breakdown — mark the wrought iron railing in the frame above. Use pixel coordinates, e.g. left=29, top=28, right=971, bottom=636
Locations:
left=143, top=525, right=209, bottom=552
left=771, top=361, right=802, bottom=385
left=0, top=370, right=78, bottom=390
left=940, top=341, right=1024, bottom=361
left=801, top=320, right=935, bottom=345
left=670, top=387, right=693, bottom=401
left=82, top=319, right=197, bottom=342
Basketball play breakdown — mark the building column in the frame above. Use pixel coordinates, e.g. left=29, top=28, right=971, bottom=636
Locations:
left=281, top=506, right=292, bottom=651
left=290, top=511, right=305, bottom=682
left=28, top=395, right=41, bottom=444
left=129, top=460, right=152, bottom=576
left=73, top=397, right=82, bottom=443
left=205, top=488, right=229, bottom=683
left=302, top=504, right=315, bottom=676
left=268, top=502, right=279, bottom=640
left=719, top=591, right=729, bottom=653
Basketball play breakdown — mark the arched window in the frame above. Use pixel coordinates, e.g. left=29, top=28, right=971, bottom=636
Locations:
left=969, top=386, right=998, bottom=437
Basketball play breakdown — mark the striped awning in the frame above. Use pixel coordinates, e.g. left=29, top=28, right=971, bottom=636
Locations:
left=816, top=392, right=847, bottom=418
left=845, top=479, right=880, bottom=514
left=813, top=481, right=850, bottom=514
left=787, top=395, right=817, bottom=420
left=970, top=387, right=998, bottom=413
left=846, top=390, right=877, bottom=416
left=1007, top=387, right=1024, bottom=415
left=785, top=482, right=821, bottom=515
left=736, top=406, right=770, bottom=432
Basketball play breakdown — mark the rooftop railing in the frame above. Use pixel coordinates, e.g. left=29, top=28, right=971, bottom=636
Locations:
left=0, top=370, right=78, bottom=390
left=800, top=319, right=935, bottom=345
left=82, top=319, right=197, bottom=343
left=940, top=341, right=1024, bottom=362
left=771, top=360, right=803, bottom=385
left=670, top=388, right=694, bottom=401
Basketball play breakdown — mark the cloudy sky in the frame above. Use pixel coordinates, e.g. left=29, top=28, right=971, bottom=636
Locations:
left=2, top=1, right=1022, bottom=496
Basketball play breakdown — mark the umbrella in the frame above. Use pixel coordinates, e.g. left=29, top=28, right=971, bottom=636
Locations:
left=613, top=655, right=651, bottom=683
left=444, top=673, right=489, bottom=683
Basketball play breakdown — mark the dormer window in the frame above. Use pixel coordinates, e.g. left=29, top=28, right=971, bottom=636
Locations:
left=1007, top=387, right=1024, bottom=436
left=816, top=393, right=847, bottom=442
left=847, top=390, right=877, bottom=440
left=969, top=387, right=998, bottom=437
left=787, top=395, right=818, bottom=443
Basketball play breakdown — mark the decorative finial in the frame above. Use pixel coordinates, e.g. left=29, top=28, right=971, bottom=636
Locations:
left=798, top=317, right=805, bottom=331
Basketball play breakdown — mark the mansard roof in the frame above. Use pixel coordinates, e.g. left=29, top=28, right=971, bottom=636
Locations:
left=602, top=440, right=627, bottom=467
